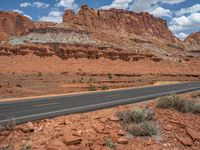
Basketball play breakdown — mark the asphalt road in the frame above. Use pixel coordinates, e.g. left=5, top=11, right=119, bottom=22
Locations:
left=0, top=82, right=200, bottom=125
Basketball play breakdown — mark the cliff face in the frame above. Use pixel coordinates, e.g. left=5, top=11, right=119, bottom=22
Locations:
left=0, top=11, right=33, bottom=36
left=63, top=5, right=179, bottom=44
left=0, top=6, right=187, bottom=60
left=184, top=31, right=200, bottom=52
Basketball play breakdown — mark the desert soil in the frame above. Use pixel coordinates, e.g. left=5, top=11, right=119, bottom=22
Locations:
left=0, top=91, right=200, bottom=150
left=0, top=55, right=199, bottom=100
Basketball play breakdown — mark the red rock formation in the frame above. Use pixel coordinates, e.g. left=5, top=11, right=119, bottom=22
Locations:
left=33, top=21, right=57, bottom=30
left=0, top=11, right=33, bottom=36
left=0, top=32, right=8, bottom=44
left=184, top=31, right=200, bottom=52
left=63, top=5, right=179, bottom=44
left=0, top=43, right=159, bottom=62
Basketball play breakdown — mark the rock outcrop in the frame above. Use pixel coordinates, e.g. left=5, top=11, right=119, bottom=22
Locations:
left=33, top=21, right=57, bottom=30
left=63, top=5, right=180, bottom=44
left=0, top=11, right=33, bottom=36
left=184, top=31, right=200, bottom=52
left=0, top=43, right=161, bottom=62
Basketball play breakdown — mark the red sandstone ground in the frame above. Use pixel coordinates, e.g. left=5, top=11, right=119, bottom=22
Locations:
left=0, top=55, right=199, bottom=100
left=0, top=91, right=200, bottom=150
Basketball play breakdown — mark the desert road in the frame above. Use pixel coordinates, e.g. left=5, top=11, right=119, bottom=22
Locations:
left=0, top=82, right=200, bottom=125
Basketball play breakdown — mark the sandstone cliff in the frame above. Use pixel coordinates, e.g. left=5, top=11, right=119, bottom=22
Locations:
left=0, top=11, right=33, bottom=36
left=63, top=5, right=180, bottom=44
left=184, top=31, right=200, bottom=52
left=0, top=6, right=187, bottom=60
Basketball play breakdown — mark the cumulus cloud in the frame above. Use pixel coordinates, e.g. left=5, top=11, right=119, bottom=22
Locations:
left=175, top=32, right=188, bottom=41
left=12, top=9, right=24, bottom=14
left=20, top=1, right=49, bottom=8
left=12, top=9, right=32, bottom=20
left=20, top=2, right=31, bottom=8
left=149, top=7, right=171, bottom=17
left=56, top=0, right=78, bottom=10
left=100, top=0, right=185, bottom=12
left=169, top=13, right=200, bottom=32
left=176, top=4, right=200, bottom=16
left=39, top=10, right=63, bottom=23
left=33, top=2, right=50, bottom=8
left=100, top=0, right=132, bottom=10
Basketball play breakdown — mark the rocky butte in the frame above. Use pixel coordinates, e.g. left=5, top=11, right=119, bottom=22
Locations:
left=0, top=5, right=199, bottom=75
left=184, top=31, right=200, bottom=52
left=0, top=11, right=33, bottom=36
left=63, top=5, right=179, bottom=44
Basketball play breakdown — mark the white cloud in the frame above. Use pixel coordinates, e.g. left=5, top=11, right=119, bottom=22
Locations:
left=169, top=13, right=200, bottom=32
left=12, top=9, right=32, bottom=20
left=20, top=2, right=31, bottom=8
left=20, top=1, right=49, bottom=8
left=39, top=10, right=62, bottom=23
left=100, top=0, right=132, bottom=10
left=175, top=32, right=188, bottom=40
left=161, top=0, right=185, bottom=4
left=101, top=0, right=185, bottom=12
left=56, top=0, right=78, bottom=10
left=176, top=4, right=200, bottom=16
left=149, top=7, right=171, bottom=17
left=33, top=2, right=50, bottom=8
left=13, top=9, right=24, bottom=14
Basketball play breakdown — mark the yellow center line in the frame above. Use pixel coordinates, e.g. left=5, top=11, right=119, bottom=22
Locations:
left=34, top=102, right=60, bottom=107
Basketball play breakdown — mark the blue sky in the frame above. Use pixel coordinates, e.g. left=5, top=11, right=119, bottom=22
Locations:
left=0, top=0, right=200, bottom=40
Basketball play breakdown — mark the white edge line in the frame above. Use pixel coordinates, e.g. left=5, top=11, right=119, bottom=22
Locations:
left=0, top=86, right=199, bottom=124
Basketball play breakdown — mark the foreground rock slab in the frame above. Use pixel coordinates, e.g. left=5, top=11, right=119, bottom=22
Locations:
left=63, top=134, right=82, bottom=146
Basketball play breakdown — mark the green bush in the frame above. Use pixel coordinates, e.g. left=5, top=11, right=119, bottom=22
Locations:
left=118, top=108, right=154, bottom=124
left=157, top=95, right=177, bottom=108
left=157, top=94, right=200, bottom=114
left=127, top=121, right=158, bottom=136
left=131, top=108, right=146, bottom=123
left=193, top=102, right=200, bottom=114
left=88, top=84, right=97, bottom=91
left=101, top=85, right=109, bottom=90
left=118, top=111, right=133, bottom=124
left=105, top=138, right=115, bottom=149
left=5, top=118, right=16, bottom=131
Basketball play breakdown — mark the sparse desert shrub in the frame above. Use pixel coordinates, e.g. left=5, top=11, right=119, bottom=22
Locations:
left=174, top=99, right=194, bottom=113
left=5, top=118, right=16, bottom=131
left=118, top=108, right=157, bottom=137
left=157, top=95, right=178, bottom=108
left=117, top=110, right=133, bottom=124
left=193, top=102, right=200, bottom=114
left=101, top=85, right=109, bottom=90
left=118, top=108, right=154, bottom=124
left=72, top=80, right=76, bottom=83
left=88, top=84, right=97, bottom=91
left=105, top=138, right=115, bottom=149
left=157, top=94, right=200, bottom=114
left=127, top=121, right=158, bottom=136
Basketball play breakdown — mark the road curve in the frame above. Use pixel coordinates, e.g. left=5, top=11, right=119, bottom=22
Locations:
left=0, top=82, right=200, bottom=125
